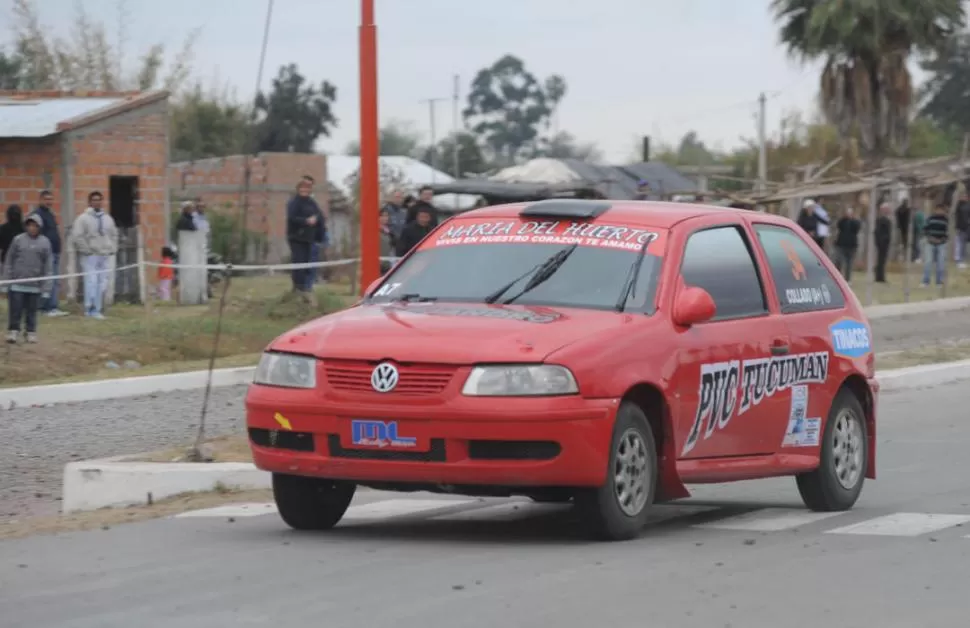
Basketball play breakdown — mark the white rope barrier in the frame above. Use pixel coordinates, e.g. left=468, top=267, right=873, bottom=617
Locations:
left=0, top=257, right=400, bottom=288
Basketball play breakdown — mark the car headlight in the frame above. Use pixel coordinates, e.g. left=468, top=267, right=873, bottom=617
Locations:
left=461, top=364, right=578, bottom=396
left=253, top=352, right=317, bottom=388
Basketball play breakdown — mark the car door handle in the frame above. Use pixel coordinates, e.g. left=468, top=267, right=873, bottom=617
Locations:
left=770, top=340, right=790, bottom=356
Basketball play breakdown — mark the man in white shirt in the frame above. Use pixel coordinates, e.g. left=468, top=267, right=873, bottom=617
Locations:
left=804, top=199, right=830, bottom=251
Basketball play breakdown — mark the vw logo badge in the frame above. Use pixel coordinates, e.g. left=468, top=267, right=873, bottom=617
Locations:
left=371, top=362, right=399, bottom=393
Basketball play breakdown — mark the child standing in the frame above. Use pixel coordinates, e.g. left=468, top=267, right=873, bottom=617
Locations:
left=158, top=245, right=176, bottom=301
left=1, top=214, right=53, bottom=343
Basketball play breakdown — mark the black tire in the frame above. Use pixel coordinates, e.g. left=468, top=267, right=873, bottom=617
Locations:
left=575, top=402, right=657, bottom=541
left=796, top=388, right=867, bottom=511
left=272, top=473, right=357, bottom=530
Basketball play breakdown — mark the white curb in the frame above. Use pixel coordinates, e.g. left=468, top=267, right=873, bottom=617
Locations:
left=3, top=296, right=970, bottom=411
left=876, top=358, right=970, bottom=392
left=61, top=454, right=270, bottom=514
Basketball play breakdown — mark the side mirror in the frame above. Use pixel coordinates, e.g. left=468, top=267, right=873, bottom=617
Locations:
left=672, top=286, right=716, bottom=327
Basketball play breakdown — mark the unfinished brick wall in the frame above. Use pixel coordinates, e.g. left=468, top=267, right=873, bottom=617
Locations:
left=168, top=152, right=329, bottom=263
left=65, top=101, right=169, bottom=258
left=0, top=138, right=64, bottom=214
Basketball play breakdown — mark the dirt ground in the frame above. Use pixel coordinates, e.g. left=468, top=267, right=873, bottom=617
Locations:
left=0, top=487, right=272, bottom=541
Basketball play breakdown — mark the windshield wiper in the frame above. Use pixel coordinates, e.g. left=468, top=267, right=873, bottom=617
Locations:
left=615, top=235, right=653, bottom=312
left=488, top=243, right=579, bottom=306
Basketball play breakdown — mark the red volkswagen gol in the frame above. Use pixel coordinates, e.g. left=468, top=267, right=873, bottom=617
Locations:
left=245, top=199, right=877, bottom=541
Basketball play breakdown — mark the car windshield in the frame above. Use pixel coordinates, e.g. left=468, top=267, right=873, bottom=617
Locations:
left=369, top=219, right=666, bottom=313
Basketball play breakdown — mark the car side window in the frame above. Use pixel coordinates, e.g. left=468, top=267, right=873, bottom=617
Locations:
left=680, top=225, right=768, bottom=320
left=754, top=224, right=846, bottom=314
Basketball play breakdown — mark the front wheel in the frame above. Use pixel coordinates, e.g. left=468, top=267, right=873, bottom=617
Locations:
left=796, top=389, right=867, bottom=511
left=273, top=473, right=356, bottom=530
left=575, top=402, right=657, bottom=541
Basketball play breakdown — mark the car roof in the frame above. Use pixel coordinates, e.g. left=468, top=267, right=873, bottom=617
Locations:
left=452, top=200, right=792, bottom=230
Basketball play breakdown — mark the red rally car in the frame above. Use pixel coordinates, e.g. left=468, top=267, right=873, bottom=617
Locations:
left=245, top=199, right=877, bottom=541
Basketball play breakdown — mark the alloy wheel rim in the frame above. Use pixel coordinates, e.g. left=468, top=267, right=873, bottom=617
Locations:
left=832, top=410, right=864, bottom=490
left=614, top=428, right=650, bottom=516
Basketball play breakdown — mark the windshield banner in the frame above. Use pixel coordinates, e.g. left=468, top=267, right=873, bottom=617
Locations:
left=429, top=220, right=666, bottom=254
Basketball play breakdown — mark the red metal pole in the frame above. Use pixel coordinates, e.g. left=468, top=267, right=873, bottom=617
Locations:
left=358, top=0, right=380, bottom=294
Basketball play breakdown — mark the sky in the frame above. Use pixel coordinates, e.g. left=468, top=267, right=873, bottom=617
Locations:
left=23, top=0, right=926, bottom=163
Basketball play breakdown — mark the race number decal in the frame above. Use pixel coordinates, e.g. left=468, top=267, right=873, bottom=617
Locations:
left=781, top=385, right=821, bottom=447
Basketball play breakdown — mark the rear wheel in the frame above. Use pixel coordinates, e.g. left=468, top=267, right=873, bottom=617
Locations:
left=575, top=402, right=657, bottom=541
left=272, top=473, right=356, bottom=530
left=796, top=389, right=867, bottom=511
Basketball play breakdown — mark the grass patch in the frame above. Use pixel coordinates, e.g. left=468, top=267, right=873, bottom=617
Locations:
left=847, top=265, right=970, bottom=305
left=0, top=487, right=273, bottom=541
left=0, top=274, right=356, bottom=387
left=133, top=433, right=253, bottom=463
left=876, top=341, right=970, bottom=370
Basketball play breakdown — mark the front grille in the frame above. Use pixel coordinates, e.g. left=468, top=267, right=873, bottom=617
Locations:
left=249, top=428, right=315, bottom=452
left=468, top=440, right=561, bottom=461
left=327, top=435, right=447, bottom=461
left=324, top=360, right=456, bottom=395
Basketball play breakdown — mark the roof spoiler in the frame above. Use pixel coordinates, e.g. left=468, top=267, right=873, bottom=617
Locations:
left=518, top=199, right=612, bottom=220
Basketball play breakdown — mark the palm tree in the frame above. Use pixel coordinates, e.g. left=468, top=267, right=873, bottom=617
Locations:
left=772, top=0, right=965, bottom=168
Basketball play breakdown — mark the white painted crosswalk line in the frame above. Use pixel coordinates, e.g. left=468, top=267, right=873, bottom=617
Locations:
left=341, top=498, right=477, bottom=521
left=692, top=508, right=845, bottom=532
left=826, top=513, right=970, bottom=537
left=176, top=503, right=278, bottom=518
left=432, top=501, right=568, bottom=522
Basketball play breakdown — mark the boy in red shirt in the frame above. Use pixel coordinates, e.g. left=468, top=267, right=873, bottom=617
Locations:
left=157, top=245, right=175, bottom=301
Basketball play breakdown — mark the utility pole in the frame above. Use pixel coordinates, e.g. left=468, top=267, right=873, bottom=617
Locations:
left=757, top=92, right=767, bottom=194
left=358, top=0, right=380, bottom=293
left=421, top=97, right=446, bottom=182
left=452, top=74, right=461, bottom=210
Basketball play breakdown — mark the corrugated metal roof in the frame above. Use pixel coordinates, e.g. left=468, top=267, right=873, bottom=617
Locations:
left=326, top=155, right=479, bottom=211
left=0, top=97, right=123, bottom=138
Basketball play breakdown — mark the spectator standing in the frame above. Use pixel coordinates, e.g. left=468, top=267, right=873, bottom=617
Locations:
left=1, top=214, right=52, bottom=343
left=812, top=200, right=830, bottom=250
left=32, top=190, right=67, bottom=317
left=921, top=203, right=949, bottom=287
left=396, top=205, right=434, bottom=257
left=0, top=204, right=24, bottom=269
left=874, top=202, right=892, bottom=283
left=382, top=189, right=407, bottom=240
left=176, top=201, right=197, bottom=231
left=895, top=199, right=911, bottom=261
left=193, top=197, right=211, bottom=255
left=833, top=207, right=862, bottom=281
left=158, top=245, right=176, bottom=301
left=955, top=191, right=970, bottom=269
left=286, top=177, right=324, bottom=303
left=796, top=201, right=820, bottom=242
left=912, top=203, right=926, bottom=263
left=633, top=180, right=651, bottom=200
left=72, top=191, right=119, bottom=319
left=378, top=208, right=396, bottom=274
left=406, top=186, right=439, bottom=227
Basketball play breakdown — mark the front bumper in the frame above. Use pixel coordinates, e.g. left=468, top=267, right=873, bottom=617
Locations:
left=245, top=384, right=617, bottom=488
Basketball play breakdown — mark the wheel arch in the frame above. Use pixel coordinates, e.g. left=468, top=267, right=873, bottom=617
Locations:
left=621, top=382, right=690, bottom=501
left=837, top=373, right=876, bottom=480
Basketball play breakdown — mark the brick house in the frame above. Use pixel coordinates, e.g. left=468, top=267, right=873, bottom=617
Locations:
left=0, top=90, right=170, bottom=302
left=168, top=152, right=334, bottom=264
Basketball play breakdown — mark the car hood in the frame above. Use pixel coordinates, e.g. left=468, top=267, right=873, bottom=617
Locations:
left=268, top=301, right=640, bottom=363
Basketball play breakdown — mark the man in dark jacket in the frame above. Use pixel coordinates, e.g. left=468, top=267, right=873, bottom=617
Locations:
left=895, top=199, right=911, bottom=261
left=32, top=190, right=67, bottom=316
left=406, top=186, right=439, bottom=227
left=175, top=201, right=197, bottom=231
left=286, top=177, right=325, bottom=299
left=396, top=205, right=434, bottom=257
left=833, top=207, right=862, bottom=281
left=796, top=202, right=819, bottom=241
left=874, top=202, right=893, bottom=283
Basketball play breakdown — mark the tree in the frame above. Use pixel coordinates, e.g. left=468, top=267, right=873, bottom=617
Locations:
left=534, top=131, right=603, bottom=162
left=169, top=83, right=252, bottom=161
left=344, top=119, right=422, bottom=156
left=423, top=132, right=490, bottom=176
left=253, top=63, right=338, bottom=153
left=9, top=0, right=198, bottom=91
left=772, top=0, right=965, bottom=167
left=0, top=47, right=24, bottom=89
left=920, top=32, right=970, bottom=134
left=463, top=55, right=565, bottom=165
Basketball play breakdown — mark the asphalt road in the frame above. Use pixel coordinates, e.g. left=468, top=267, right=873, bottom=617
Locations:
left=1, top=380, right=969, bottom=628
left=0, top=307, right=968, bottom=521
